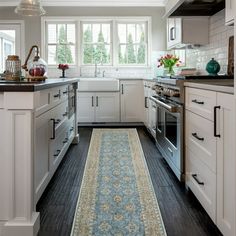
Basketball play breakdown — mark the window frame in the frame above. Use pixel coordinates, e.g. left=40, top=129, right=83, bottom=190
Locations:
left=80, top=20, right=113, bottom=66
left=0, top=21, right=25, bottom=73
left=41, top=16, right=151, bottom=68
left=42, top=18, right=78, bottom=68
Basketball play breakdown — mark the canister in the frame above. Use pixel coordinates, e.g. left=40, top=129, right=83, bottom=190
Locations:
left=5, top=55, right=21, bottom=80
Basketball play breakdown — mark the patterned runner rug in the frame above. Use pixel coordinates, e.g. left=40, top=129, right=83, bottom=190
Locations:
left=71, top=129, right=166, bottom=236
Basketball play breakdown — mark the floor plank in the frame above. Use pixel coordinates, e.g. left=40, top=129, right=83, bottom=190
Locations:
left=37, top=127, right=222, bottom=236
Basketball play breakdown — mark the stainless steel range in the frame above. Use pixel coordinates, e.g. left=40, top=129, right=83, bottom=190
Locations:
left=151, top=75, right=233, bottom=181
left=151, top=77, right=184, bottom=181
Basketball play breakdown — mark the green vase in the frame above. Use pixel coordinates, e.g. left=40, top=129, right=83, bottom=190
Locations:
left=206, top=58, right=220, bottom=75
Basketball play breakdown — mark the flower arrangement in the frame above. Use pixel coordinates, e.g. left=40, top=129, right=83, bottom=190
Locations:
left=157, top=54, right=181, bottom=75
left=58, top=64, right=69, bottom=70
left=58, top=64, right=69, bottom=78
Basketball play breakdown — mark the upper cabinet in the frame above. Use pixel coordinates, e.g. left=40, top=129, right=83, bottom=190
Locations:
left=167, top=17, right=209, bottom=50
left=225, top=0, right=234, bottom=25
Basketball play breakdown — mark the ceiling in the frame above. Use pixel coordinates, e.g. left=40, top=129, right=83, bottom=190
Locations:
left=0, top=0, right=166, bottom=7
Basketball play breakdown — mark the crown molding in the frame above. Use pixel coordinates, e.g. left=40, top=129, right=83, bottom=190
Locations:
left=0, top=0, right=165, bottom=7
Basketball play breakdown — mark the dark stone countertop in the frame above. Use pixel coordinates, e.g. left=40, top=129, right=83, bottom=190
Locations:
left=0, top=78, right=80, bottom=92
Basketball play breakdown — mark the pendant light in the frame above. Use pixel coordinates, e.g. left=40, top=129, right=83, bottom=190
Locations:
left=15, top=0, right=46, bottom=16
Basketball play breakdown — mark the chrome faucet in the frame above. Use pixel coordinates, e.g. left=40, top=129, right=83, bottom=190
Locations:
left=94, top=63, right=100, bottom=77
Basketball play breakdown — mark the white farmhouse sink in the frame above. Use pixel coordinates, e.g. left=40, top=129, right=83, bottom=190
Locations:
left=78, top=78, right=119, bottom=92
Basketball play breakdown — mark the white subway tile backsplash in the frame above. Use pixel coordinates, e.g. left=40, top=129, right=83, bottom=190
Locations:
left=186, top=9, right=233, bottom=75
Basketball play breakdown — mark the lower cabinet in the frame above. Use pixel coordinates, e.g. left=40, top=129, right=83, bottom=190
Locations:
left=34, top=84, right=77, bottom=203
left=120, top=80, right=144, bottom=122
left=77, top=92, right=120, bottom=122
left=216, top=92, right=235, bottom=236
left=185, top=87, right=235, bottom=236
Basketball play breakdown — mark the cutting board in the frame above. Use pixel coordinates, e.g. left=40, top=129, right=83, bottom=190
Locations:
left=227, top=36, right=234, bottom=76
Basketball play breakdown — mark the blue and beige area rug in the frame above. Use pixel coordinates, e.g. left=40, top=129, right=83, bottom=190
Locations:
left=71, top=129, right=167, bottom=236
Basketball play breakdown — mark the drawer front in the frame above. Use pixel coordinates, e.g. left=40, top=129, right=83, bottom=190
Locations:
left=185, top=87, right=216, bottom=121
left=186, top=147, right=216, bottom=222
left=185, top=110, right=216, bottom=173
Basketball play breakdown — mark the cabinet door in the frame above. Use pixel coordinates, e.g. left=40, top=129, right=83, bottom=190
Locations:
left=120, top=80, right=144, bottom=122
left=216, top=93, right=235, bottom=236
left=77, top=92, right=95, bottom=122
left=167, top=18, right=181, bottom=49
left=225, top=0, right=234, bottom=25
left=95, top=92, right=120, bottom=122
left=34, top=110, right=51, bottom=202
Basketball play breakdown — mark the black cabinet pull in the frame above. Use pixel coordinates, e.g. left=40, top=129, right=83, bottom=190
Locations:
left=54, top=93, right=60, bottom=98
left=63, top=138, right=68, bottom=144
left=192, top=174, right=204, bottom=185
left=192, top=99, right=204, bottom=105
left=121, top=84, right=124, bottom=94
left=214, top=106, right=221, bottom=138
left=145, top=97, right=148, bottom=108
left=50, top=119, right=56, bottom=140
left=192, top=132, right=204, bottom=141
left=55, top=119, right=61, bottom=124
left=92, top=96, right=94, bottom=107
left=170, top=27, right=175, bottom=41
left=96, top=96, right=98, bottom=107
left=53, top=150, right=61, bottom=157
left=62, top=90, right=68, bottom=94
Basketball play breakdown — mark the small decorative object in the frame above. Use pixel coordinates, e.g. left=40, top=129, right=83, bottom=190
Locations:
left=157, top=54, right=181, bottom=76
left=58, top=64, right=69, bottom=78
left=5, top=55, right=21, bottom=81
left=22, top=45, right=47, bottom=81
left=206, top=58, right=220, bottom=75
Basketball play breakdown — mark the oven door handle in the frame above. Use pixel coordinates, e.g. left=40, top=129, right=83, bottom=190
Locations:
left=150, top=96, right=178, bottom=113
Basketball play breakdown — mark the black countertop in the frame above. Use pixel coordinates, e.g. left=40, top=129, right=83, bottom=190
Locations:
left=0, top=78, right=80, bottom=92
left=160, top=74, right=234, bottom=80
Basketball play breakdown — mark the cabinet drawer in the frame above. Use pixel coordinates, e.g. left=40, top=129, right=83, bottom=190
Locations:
left=186, top=147, right=216, bottom=222
left=185, top=87, right=216, bottom=121
left=50, top=127, right=68, bottom=172
left=185, top=110, right=216, bottom=173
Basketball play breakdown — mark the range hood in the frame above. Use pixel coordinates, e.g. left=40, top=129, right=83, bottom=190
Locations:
left=165, top=0, right=225, bottom=17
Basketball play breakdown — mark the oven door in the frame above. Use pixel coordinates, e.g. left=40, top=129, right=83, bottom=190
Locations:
left=150, top=95, right=184, bottom=180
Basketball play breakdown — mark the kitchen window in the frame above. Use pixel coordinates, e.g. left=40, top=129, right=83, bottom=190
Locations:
left=0, top=21, right=24, bottom=73
left=42, top=17, right=151, bottom=68
left=81, top=22, right=111, bottom=65
left=45, top=21, right=76, bottom=66
left=117, top=22, right=147, bottom=66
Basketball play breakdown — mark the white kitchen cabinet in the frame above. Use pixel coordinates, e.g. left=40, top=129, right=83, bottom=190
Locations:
left=167, top=17, right=209, bottom=49
left=120, top=80, right=144, bottom=122
left=77, top=92, right=95, bottom=122
left=34, top=84, right=77, bottom=203
left=216, top=92, right=235, bottom=236
left=225, top=0, right=234, bottom=25
left=77, top=92, right=120, bottom=122
left=185, top=87, right=235, bottom=236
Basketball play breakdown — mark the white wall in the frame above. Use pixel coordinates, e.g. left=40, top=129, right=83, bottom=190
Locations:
left=186, top=9, right=234, bottom=75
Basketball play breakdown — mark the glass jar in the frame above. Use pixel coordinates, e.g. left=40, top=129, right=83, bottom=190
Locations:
left=5, top=55, right=21, bottom=81
left=28, top=56, right=47, bottom=79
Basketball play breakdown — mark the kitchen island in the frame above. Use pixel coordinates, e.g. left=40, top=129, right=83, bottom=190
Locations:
left=0, top=78, right=79, bottom=236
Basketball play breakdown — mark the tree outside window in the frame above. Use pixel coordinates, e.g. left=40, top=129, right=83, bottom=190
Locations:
left=82, top=23, right=111, bottom=65
left=55, top=25, right=73, bottom=64
left=118, top=23, right=147, bottom=65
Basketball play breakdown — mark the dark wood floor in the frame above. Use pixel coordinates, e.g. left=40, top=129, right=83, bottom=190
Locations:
left=37, top=127, right=222, bottom=236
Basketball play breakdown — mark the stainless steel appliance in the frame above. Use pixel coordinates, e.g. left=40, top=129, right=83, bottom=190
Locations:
left=150, top=83, right=184, bottom=181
